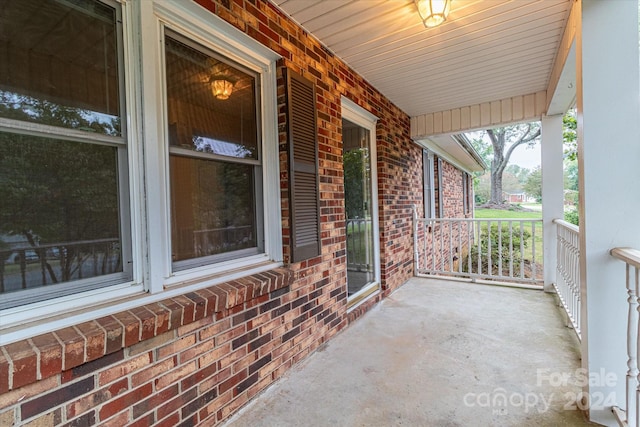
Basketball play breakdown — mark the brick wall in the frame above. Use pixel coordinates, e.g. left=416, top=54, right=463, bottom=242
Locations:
left=418, top=156, right=474, bottom=274
left=0, top=0, right=430, bottom=425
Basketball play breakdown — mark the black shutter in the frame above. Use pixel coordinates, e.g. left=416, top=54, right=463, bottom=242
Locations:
left=284, top=69, right=321, bottom=262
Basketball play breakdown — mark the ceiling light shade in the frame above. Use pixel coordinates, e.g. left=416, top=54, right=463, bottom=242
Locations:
left=415, top=0, right=451, bottom=28
left=211, top=78, right=234, bottom=100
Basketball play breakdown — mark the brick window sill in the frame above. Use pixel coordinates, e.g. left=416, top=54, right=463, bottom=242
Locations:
left=0, top=267, right=292, bottom=394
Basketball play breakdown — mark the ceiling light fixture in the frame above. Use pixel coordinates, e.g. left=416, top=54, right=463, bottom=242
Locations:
left=415, top=0, right=451, bottom=28
left=211, top=77, right=234, bottom=100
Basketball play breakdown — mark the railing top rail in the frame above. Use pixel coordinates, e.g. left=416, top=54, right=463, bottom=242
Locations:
left=610, top=247, right=640, bottom=268
left=417, top=217, right=543, bottom=222
left=552, top=218, right=580, bottom=233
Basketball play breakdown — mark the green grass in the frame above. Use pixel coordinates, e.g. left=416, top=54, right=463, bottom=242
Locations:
left=472, top=208, right=543, bottom=278
left=474, top=208, right=542, bottom=219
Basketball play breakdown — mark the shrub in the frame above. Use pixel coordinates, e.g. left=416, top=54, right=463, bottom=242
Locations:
left=564, top=208, right=579, bottom=226
left=463, top=224, right=531, bottom=276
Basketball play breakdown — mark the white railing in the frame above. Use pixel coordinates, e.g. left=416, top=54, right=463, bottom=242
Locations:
left=413, top=207, right=543, bottom=285
left=553, top=219, right=581, bottom=340
left=611, top=247, right=640, bottom=427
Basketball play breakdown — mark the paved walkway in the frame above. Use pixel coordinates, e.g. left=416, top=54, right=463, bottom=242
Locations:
left=223, top=278, right=593, bottom=426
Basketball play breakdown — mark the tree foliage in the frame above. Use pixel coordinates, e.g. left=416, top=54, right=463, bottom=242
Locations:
left=485, top=123, right=541, bottom=205
left=0, top=92, right=121, bottom=282
left=523, top=166, right=542, bottom=202
left=563, top=109, right=577, bottom=160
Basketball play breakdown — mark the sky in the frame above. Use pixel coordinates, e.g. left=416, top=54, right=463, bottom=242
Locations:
left=467, top=130, right=542, bottom=171
left=509, top=143, right=541, bottom=170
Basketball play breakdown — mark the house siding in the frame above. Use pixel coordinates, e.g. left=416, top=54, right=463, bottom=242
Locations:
left=0, top=1, right=471, bottom=426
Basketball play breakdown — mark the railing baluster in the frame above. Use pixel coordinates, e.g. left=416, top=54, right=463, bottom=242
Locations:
left=610, top=248, right=640, bottom=427
left=498, top=220, right=503, bottom=278
left=412, top=214, right=544, bottom=285
left=626, top=262, right=639, bottom=427
left=635, top=263, right=640, bottom=427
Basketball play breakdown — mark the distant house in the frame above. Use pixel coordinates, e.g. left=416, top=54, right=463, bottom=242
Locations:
left=502, top=191, right=535, bottom=203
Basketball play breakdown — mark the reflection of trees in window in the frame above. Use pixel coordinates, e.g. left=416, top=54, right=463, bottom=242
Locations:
left=166, top=32, right=262, bottom=268
left=0, top=131, right=121, bottom=284
left=0, top=91, right=121, bottom=136
left=344, top=148, right=370, bottom=219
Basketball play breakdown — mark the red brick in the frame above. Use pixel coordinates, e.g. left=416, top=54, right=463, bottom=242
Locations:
left=129, top=306, right=156, bottom=341
left=31, top=333, right=62, bottom=381
left=157, top=334, right=196, bottom=360
left=218, top=369, right=247, bottom=395
left=132, top=384, right=178, bottom=420
left=0, top=351, right=10, bottom=394
left=99, top=383, right=152, bottom=421
left=63, top=350, right=124, bottom=383
left=170, top=295, right=196, bottom=325
left=75, top=321, right=106, bottom=362
left=196, top=288, right=218, bottom=317
left=99, top=410, right=130, bottom=427
left=55, top=327, right=86, bottom=371
left=156, top=386, right=197, bottom=421
left=155, top=361, right=197, bottom=390
left=155, top=412, right=180, bottom=427
left=5, top=340, right=37, bottom=389
left=98, top=352, right=151, bottom=386
left=200, top=318, right=231, bottom=341
left=128, top=412, right=154, bottom=427
left=145, top=303, right=171, bottom=336
left=188, top=291, right=207, bottom=321
left=159, top=298, right=184, bottom=331
left=95, top=316, right=124, bottom=355
left=67, top=378, right=128, bottom=418
left=21, top=377, right=93, bottom=420
left=0, top=375, right=57, bottom=410
left=131, top=357, right=175, bottom=388
left=112, top=310, right=141, bottom=347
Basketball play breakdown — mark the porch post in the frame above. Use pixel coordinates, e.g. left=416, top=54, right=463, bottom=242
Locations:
left=541, top=114, right=563, bottom=293
left=577, top=0, right=640, bottom=424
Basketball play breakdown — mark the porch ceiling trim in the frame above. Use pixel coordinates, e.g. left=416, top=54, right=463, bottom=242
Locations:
left=410, top=90, right=547, bottom=139
left=545, top=0, right=578, bottom=115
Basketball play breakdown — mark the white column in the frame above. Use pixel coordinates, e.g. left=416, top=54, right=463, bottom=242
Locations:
left=577, top=0, right=640, bottom=424
left=541, top=114, right=564, bottom=293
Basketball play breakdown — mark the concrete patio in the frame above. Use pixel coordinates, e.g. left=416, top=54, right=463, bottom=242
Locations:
left=224, top=277, right=592, bottom=426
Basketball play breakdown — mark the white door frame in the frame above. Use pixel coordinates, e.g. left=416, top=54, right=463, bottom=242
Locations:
left=341, top=97, right=381, bottom=308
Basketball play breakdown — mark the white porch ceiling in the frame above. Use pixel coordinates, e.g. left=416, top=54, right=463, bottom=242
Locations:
left=272, top=0, right=573, bottom=119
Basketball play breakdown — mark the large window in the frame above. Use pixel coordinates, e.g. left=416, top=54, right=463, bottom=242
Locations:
left=0, top=0, right=131, bottom=308
left=0, top=0, right=282, bottom=337
left=164, top=34, right=263, bottom=271
left=423, top=150, right=436, bottom=218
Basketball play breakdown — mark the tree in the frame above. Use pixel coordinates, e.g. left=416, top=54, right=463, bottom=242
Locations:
left=563, top=109, right=577, bottom=160
left=486, top=123, right=540, bottom=205
left=505, top=164, right=530, bottom=186
left=523, top=166, right=542, bottom=202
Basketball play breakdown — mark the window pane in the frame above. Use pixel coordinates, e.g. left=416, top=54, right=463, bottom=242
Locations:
left=165, top=35, right=258, bottom=160
left=170, top=155, right=257, bottom=263
left=0, top=131, right=127, bottom=295
left=0, top=0, right=122, bottom=136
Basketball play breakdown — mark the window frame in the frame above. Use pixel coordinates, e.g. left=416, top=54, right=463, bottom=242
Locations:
left=163, top=30, right=265, bottom=271
left=423, top=149, right=436, bottom=219
left=0, top=0, right=142, bottom=316
left=142, top=0, right=282, bottom=291
left=0, top=0, right=283, bottom=342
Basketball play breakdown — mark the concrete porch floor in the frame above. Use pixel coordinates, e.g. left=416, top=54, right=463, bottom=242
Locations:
left=223, top=277, right=593, bottom=426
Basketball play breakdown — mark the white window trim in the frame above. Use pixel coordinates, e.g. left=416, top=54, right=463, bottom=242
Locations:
left=423, top=149, right=436, bottom=219
left=0, top=0, right=283, bottom=343
left=0, top=0, right=144, bottom=337
left=141, top=0, right=282, bottom=291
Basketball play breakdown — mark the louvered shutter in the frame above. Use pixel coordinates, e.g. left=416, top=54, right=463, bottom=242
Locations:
left=284, top=69, right=321, bottom=262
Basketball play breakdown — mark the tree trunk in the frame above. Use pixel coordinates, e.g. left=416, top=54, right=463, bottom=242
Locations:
left=490, top=170, right=503, bottom=204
